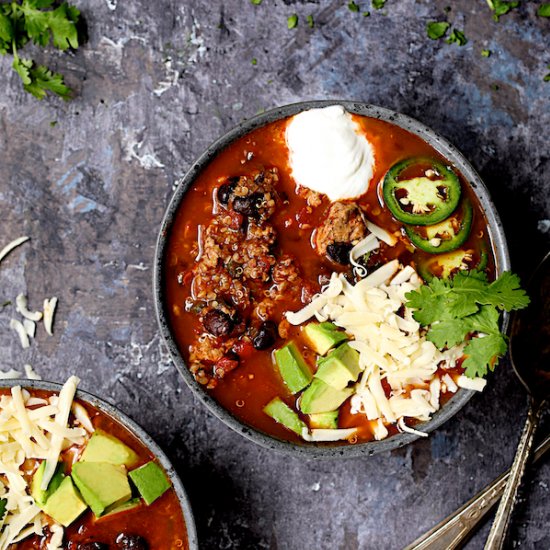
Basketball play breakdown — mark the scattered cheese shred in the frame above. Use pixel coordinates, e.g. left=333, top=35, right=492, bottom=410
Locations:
left=43, top=298, right=58, bottom=336
left=0, top=237, right=29, bottom=265
left=10, top=319, right=30, bottom=349
left=15, top=294, right=43, bottom=322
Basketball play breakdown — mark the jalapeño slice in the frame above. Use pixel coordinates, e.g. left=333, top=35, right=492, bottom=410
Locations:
left=405, top=198, right=473, bottom=254
left=383, top=157, right=461, bottom=225
left=417, top=248, right=488, bottom=282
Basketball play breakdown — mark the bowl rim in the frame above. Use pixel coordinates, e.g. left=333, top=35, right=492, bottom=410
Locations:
left=0, top=379, right=199, bottom=549
left=153, top=99, right=510, bottom=459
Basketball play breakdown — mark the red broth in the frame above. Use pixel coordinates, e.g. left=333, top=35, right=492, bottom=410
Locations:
left=163, top=114, right=494, bottom=444
left=0, top=389, right=188, bottom=550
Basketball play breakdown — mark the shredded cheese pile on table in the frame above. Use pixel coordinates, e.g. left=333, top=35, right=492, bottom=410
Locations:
left=0, top=377, right=90, bottom=549
left=286, top=261, right=486, bottom=440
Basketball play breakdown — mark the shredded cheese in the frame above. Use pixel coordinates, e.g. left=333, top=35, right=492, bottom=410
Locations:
left=43, top=298, right=58, bottom=336
left=301, top=427, right=357, bottom=442
left=10, top=320, right=30, bottom=349
left=286, top=262, right=472, bottom=441
left=0, top=377, right=85, bottom=548
left=0, top=237, right=29, bottom=265
left=15, top=295, right=43, bottom=322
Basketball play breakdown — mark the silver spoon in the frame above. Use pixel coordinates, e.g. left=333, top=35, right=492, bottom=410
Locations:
left=484, top=252, right=550, bottom=549
left=404, top=432, right=550, bottom=550
left=405, top=252, right=550, bottom=550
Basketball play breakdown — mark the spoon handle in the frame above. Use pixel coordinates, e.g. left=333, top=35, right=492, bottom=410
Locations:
left=484, top=400, right=544, bottom=550
left=404, top=431, right=550, bottom=550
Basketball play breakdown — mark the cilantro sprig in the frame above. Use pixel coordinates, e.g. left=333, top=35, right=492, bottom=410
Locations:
left=406, top=269, right=529, bottom=379
left=0, top=0, right=81, bottom=100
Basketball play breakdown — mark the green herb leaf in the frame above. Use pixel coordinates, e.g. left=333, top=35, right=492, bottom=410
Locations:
left=0, top=498, right=6, bottom=521
left=426, top=21, right=450, bottom=40
left=13, top=56, right=71, bottom=99
left=372, top=0, right=386, bottom=9
left=538, top=3, right=550, bottom=17
left=446, top=28, right=468, bottom=46
left=463, top=334, right=507, bottom=378
left=481, top=49, right=491, bottom=57
left=250, top=0, right=262, bottom=4
left=487, top=0, right=519, bottom=21
left=406, top=269, right=529, bottom=378
left=306, top=14, right=314, bottom=28
left=348, top=1, right=360, bottom=12
left=287, top=13, right=298, bottom=29
left=251, top=57, right=257, bottom=65
left=545, top=73, right=550, bottom=82
left=363, top=11, right=370, bottom=17
left=0, top=10, right=14, bottom=43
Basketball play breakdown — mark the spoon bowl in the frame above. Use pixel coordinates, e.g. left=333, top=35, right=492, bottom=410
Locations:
left=484, top=252, right=550, bottom=549
left=509, top=251, right=550, bottom=400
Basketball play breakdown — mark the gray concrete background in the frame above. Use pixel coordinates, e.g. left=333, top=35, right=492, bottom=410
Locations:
left=0, top=0, right=548, bottom=548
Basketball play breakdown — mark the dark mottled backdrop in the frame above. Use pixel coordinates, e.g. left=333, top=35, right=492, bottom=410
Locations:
left=0, top=0, right=548, bottom=548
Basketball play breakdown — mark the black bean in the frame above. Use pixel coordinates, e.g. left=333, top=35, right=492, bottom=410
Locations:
left=217, top=181, right=236, bottom=205
left=115, top=533, right=149, bottom=550
left=203, top=310, right=233, bottom=337
left=326, top=242, right=353, bottom=265
left=232, top=192, right=264, bottom=217
left=254, top=171, right=265, bottom=183
left=253, top=321, right=277, bottom=350
left=77, top=544, right=109, bottom=550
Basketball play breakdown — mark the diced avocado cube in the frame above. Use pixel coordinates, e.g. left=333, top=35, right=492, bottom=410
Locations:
left=102, top=497, right=142, bottom=518
left=303, top=322, right=348, bottom=355
left=274, top=342, right=312, bottom=394
left=263, top=397, right=307, bottom=436
left=315, top=343, right=361, bottom=390
left=129, top=461, right=171, bottom=505
left=42, top=476, right=87, bottom=527
left=300, top=379, right=353, bottom=414
left=308, top=410, right=339, bottom=429
left=80, top=429, right=139, bottom=468
left=31, top=461, right=65, bottom=507
left=72, top=462, right=132, bottom=517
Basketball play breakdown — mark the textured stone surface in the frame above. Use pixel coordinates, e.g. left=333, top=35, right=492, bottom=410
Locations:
left=0, top=1, right=549, bottom=548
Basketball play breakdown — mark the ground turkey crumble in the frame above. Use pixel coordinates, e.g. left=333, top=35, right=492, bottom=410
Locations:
left=185, top=168, right=305, bottom=388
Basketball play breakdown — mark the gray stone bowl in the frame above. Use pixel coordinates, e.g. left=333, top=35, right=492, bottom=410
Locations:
left=154, top=100, right=510, bottom=459
left=1, top=379, right=199, bottom=549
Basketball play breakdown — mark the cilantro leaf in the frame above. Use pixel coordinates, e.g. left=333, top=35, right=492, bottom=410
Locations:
left=463, top=334, right=507, bottom=378
left=487, top=0, right=519, bottom=21
left=0, top=497, right=6, bottom=521
left=287, top=14, right=298, bottom=29
left=21, top=0, right=79, bottom=50
left=406, top=269, right=529, bottom=379
left=12, top=54, right=33, bottom=85
left=427, top=318, right=470, bottom=349
left=538, top=4, right=550, bottom=17
left=250, top=0, right=262, bottom=4
left=306, top=14, right=314, bottom=28
left=372, top=0, right=386, bottom=9
left=1, top=0, right=81, bottom=99
left=481, top=49, right=491, bottom=57
left=348, top=1, right=360, bottom=12
left=13, top=55, right=71, bottom=99
left=426, top=21, right=450, bottom=40
left=0, top=10, right=14, bottom=43
left=446, top=28, right=467, bottom=46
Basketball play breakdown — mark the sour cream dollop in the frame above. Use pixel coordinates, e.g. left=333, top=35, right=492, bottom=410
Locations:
left=286, top=105, right=375, bottom=202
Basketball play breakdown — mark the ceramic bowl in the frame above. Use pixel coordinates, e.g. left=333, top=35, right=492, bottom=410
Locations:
left=154, top=100, right=510, bottom=459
